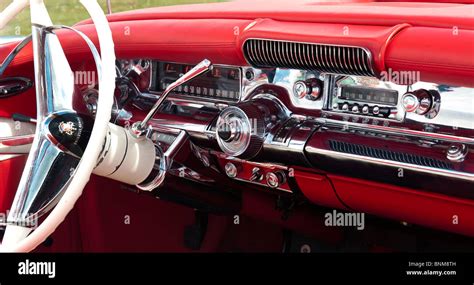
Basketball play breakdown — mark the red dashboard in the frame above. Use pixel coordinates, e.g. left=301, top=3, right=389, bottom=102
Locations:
left=1, top=1, right=474, bottom=245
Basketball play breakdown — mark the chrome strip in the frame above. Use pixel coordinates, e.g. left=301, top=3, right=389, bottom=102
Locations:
left=307, top=146, right=474, bottom=181
left=0, top=35, right=32, bottom=77
left=317, top=118, right=474, bottom=145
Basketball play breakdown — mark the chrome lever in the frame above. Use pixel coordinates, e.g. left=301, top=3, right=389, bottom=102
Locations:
left=12, top=113, right=37, bottom=124
left=130, top=59, right=213, bottom=138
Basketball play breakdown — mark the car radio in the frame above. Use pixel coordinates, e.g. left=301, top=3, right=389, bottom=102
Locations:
left=328, top=75, right=406, bottom=121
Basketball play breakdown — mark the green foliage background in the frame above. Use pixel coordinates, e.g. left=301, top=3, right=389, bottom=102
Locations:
left=0, top=0, right=223, bottom=36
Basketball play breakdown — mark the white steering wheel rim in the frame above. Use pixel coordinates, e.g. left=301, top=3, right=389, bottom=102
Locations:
left=0, top=0, right=116, bottom=252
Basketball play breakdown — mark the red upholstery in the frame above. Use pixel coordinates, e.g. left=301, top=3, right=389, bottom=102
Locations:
left=79, top=2, right=474, bottom=29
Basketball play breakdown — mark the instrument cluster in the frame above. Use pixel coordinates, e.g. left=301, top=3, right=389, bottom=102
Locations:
left=151, top=62, right=242, bottom=102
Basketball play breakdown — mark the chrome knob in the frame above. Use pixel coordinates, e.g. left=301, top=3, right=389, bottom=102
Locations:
left=362, top=105, right=369, bottom=114
left=294, top=81, right=308, bottom=99
left=224, top=162, right=239, bottom=178
left=342, top=103, right=349, bottom=111
left=250, top=167, right=263, bottom=182
left=266, top=171, right=286, bottom=188
left=447, top=144, right=468, bottom=162
left=418, top=97, right=432, bottom=115
left=401, top=93, right=420, bottom=113
left=294, top=79, right=323, bottom=100
left=217, top=120, right=240, bottom=143
left=372, top=106, right=380, bottom=115
left=307, top=85, right=321, bottom=101
left=402, top=89, right=433, bottom=115
left=351, top=105, right=359, bottom=113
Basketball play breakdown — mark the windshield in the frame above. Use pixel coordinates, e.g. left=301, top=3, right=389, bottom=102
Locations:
left=0, top=0, right=223, bottom=43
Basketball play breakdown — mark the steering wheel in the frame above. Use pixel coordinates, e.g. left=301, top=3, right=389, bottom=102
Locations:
left=0, top=0, right=116, bottom=252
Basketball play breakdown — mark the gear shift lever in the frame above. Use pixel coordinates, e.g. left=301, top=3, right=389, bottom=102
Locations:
left=130, top=59, right=213, bottom=138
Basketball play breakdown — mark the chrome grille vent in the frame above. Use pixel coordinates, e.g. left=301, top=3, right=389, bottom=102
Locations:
left=243, top=39, right=375, bottom=77
left=329, top=140, right=453, bottom=170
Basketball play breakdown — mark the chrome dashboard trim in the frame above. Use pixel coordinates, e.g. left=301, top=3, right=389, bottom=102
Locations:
left=316, top=118, right=474, bottom=145
left=0, top=35, right=32, bottom=77
left=211, top=151, right=292, bottom=193
left=306, top=146, right=474, bottom=182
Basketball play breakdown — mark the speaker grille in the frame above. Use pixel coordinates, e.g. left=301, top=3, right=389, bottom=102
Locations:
left=329, top=140, right=453, bottom=170
left=243, top=39, right=375, bottom=77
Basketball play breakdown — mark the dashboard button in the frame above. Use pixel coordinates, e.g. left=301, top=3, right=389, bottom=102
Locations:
left=372, top=106, right=380, bottom=115
left=362, top=105, right=369, bottom=114
left=266, top=171, right=286, bottom=188
left=224, top=162, right=239, bottom=178
left=342, top=103, right=349, bottom=111
left=351, top=105, right=359, bottom=113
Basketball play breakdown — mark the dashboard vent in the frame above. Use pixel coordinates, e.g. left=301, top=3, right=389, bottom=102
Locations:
left=329, top=140, right=454, bottom=170
left=243, top=39, right=375, bottom=77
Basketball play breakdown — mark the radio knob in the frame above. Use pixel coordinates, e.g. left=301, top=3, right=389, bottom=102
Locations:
left=402, top=89, right=434, bottom=115
left=294, top=81, right=308, bottom=99
left=308, top=85, right=321, bottom=101
left=266, top=171, right=286, bottom=188
left=342, top=103, right=349, bottom=111
left=372, top=106, right=380, bottom=115
left=401, top=93, right=420, bottom=113
left=293, top=79, right=323, bottom=100
left=351, top=105, right=359, bottom=113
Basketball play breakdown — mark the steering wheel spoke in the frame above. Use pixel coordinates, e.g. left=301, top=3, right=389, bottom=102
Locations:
left=1, top=0, right=118, bottom=252
left=6, top=24, right=97, bottom=227
left=8, top=135, right=80, bottom=227
left=33, top=24, right=76, bottom=117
